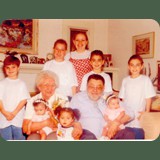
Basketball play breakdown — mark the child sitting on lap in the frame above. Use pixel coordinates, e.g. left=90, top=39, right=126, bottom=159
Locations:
left=101, top=94, right=125, bottom=140
left=27, top=99, right=55, bottom=140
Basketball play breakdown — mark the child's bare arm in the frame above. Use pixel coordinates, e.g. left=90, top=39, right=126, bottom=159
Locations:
left=0, top=100, right=14, bottom=120
left=104, top=114, right=111, bottom=123
left=145, top=98, right=152, bottom=112
left=115, top=111, right=125, bottom=122
left=12, top=99, right=27, bottom=117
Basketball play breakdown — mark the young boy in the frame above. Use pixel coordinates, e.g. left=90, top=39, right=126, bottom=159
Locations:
left=0, top=55, right=30, bottom=140
left=119, top=54, right=156, bottom=139
left=80, top=50, right=113, bottom=96
left=43, top=39, right=78, bottom=99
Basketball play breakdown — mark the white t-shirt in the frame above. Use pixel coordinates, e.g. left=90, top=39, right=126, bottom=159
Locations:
left=119, top=75, right=156, bottom=128
left=43, top=60, right=78, bottom=97
left=80, top=71, right=113, bottom=95
left=24, top=93, right=68, bottom=120
left=0, top=78, right=30, bottom=128
left=57, top=123, right=74, bottom=140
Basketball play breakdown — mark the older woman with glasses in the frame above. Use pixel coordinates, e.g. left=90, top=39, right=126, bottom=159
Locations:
left=22, top=70, right=82, bottom=140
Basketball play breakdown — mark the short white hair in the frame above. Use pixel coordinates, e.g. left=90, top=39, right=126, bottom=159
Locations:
left=35, top=70, right=59, bottom=89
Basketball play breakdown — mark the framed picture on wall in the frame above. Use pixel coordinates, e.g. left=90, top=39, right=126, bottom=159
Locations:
left=0, top=19, right=38, bottom=55
left=132, top=32, right=155, bottom=58
left=103, top=54, right=113, bottom=67
left=157, top=61, right=160, bottom=92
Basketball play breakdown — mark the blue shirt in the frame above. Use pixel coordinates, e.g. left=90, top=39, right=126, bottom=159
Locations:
left=70, top=91, right=106, bottom=138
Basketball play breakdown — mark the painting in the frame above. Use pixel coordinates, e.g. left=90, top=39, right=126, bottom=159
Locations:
left=0, top=19, right=38, bottom=55
left=157, top=61, right=160, bottom=92
left=103, top=54, right=113, bottom=67
left=132, top=32, right=155, bottom=58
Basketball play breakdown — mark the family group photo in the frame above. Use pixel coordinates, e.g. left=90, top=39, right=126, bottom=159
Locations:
left=0, top=19, right=160, bottom=141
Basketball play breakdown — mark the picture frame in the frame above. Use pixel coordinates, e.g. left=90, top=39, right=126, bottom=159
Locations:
left=0, top=19, right=38, bottom=55
left=103, top=54, right=112, bottom=67
left=157, top=61, right=160, bottom=92
left=132, top=32, right=155, bottom=59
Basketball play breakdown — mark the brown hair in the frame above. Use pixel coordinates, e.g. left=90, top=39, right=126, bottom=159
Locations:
left=53, top=39, right=67, bottom=50
left=72, top=32, right=89, bottom=51
left=33, top=98, right=48, bottom=109
left=128, top=55, right=144, bottom=65
left=87, top=74, right=105, bottom=85
left=90, top=50, right=104, bottom=60
left=3, top=55, right=20, bottom=67
left=54, top=106, right=80, bottom=121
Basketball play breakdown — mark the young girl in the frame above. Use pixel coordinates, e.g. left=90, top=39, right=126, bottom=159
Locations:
left=119, top=55, right=156, bottom=139
left=27, top=99, right=55, bottom=140
left=0, top=55, right=30, bottom=140
left=66, top=32, right=92, bottom=92
left=101, top=94, right=125, bottom=140
left=54, top=106, right=80, bottom=140
left=43, top=39, right=78, bottom=98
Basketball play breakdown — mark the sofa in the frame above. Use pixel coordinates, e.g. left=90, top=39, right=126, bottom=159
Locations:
left=140, top=112, right=160, bottom=140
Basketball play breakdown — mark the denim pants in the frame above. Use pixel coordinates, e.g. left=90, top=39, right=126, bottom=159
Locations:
left=126, top=127, right=145, bottom=139
left=0, top=125, right=26, bottom=140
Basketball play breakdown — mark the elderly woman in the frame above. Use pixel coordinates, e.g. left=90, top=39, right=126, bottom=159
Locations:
left=23, top=70, right=81, bottom=140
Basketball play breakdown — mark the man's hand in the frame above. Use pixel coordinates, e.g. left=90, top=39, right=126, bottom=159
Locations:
left=107, top=120, right=120, bottom=139
left=72, top=122, right=83, bottom=140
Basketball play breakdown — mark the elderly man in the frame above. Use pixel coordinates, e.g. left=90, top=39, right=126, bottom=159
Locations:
left=70, top=74, right=135, bottom=139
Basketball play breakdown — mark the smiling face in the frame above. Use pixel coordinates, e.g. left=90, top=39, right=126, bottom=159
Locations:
left=90, top=55, right=104, bottom=73
left=87, top=78, right=104, bottom=101
left=128, top=59, right=143, bottom=78
left=4, top=64, right=19, bottom=79
left=38, top=77, right=57, bottom=101
left=53, top=43, right=66, bottom=62
left=73, top=33, right=88, bottom=53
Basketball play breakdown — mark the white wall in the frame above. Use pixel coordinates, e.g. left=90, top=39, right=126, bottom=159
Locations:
left=1, top=19, right=159, bottom=92
left=0, top=19, right=109, bottom=92
left=108, top=19, right=160, bottom=90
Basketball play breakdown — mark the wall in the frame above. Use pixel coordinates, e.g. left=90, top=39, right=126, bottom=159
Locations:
left=1, top=19, right=158, bottom=92
left=0, top=19, right=109, bottom=92
left=108, top=19, right=160, bottom=90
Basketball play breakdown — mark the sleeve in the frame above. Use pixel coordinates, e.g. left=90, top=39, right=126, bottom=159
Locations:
left=0, top=83, right=3, bottom=99
left=24, top=97, right=35, bottom=120
left=19, top=82, right=30, bottom=100
left=70, top=63, right=78, bottom=87
left=118, top=79, right=125, bottom=99
left=70, top=94, right=79, bottom=110
left=43, top=61, right=51, bottom=71
left=145, top=77, right=156, bottom=98
left=104, top=74, right=113, bottom=93
left=80, top=74, right=88, bottom=91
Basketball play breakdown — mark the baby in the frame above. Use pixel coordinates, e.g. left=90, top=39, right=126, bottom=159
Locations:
left=101, top=94, right=125, bottom=140
left=54, top=107, right=80, bottom=140
left=27, top=99, right=54, bottom=140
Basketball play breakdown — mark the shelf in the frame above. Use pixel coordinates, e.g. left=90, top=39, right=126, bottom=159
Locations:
left=0, top=63, right=44, bottom=74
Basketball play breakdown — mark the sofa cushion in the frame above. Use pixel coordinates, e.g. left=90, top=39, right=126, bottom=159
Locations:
left=140, top=112, right=160, bottom=140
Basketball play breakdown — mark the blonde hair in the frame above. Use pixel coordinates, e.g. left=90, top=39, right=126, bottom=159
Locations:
left=35, top=70, right=59, bottom=89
